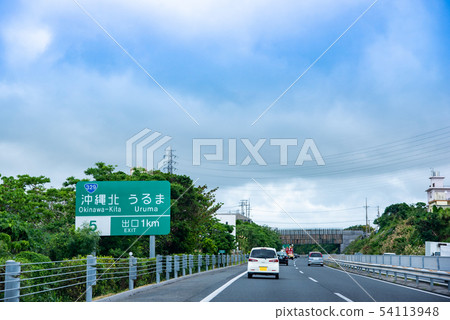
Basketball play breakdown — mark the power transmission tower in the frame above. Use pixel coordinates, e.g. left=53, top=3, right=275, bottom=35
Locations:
left=161, top=146, right=177, bottom=174
left=239, top=200, right=250, bottom=218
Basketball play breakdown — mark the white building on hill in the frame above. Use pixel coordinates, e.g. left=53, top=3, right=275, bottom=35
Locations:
left=425, top=170, right=450, bottom=211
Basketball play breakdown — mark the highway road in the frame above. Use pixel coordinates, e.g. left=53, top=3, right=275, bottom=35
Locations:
left=104, top=258, right=450, bottom=302
left=209, top=258, right=450, bottom=302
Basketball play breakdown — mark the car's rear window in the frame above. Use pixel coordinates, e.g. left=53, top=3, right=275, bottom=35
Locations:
left=310, top=252, right=322, bottom=257
left=250, top=249, right=276, bottom=258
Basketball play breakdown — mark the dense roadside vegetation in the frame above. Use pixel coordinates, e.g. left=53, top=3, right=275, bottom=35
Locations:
left=0, top=162, right=236, bottom=264
left=236, top=220, right=282, bottom=253
left=344, top=202, right=450, bottom=255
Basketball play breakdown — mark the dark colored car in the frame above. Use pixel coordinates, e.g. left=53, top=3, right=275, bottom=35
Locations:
left=277, top=252, right=289, bottom=265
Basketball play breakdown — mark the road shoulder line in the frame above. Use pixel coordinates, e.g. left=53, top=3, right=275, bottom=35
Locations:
left=200, top=271, right=248, bottom=302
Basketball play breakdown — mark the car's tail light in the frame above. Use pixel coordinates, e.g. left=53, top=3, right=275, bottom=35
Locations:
left=269, top=259, right=279, bottom=263
left=248, top=258, right=258, bottom=262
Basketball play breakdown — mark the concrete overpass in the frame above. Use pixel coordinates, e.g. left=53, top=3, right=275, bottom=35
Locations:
left=277, top=229, right=364, bottom=252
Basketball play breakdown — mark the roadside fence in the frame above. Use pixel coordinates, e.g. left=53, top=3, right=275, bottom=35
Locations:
left=326, top=254, right=450, bottom=271
left=0, top=253, right=247, bottom=302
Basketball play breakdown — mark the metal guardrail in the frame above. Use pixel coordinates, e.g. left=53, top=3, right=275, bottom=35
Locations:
left=329, top=254, right=450, bottom=271
left=325, top=257, right=450, bottom=292
left=1, top=253, right=247, bottom=302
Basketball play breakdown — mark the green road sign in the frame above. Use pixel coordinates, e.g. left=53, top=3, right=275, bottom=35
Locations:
left=75, top=181, right=170, bottom=236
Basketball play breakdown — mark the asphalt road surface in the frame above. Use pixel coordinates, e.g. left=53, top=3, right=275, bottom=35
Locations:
left=105, top=258, right=450, bottom=302
left=211, top=258, right=450, bottom=302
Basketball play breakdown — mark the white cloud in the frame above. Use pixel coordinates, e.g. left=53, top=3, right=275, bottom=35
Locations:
left=2, top=25, right=52, bottom=65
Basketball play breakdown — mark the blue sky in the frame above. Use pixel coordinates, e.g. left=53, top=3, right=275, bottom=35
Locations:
left=1, top=0, right=450, bottom=229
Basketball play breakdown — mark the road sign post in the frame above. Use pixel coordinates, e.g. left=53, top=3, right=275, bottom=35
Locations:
left=149, top=235, right=155, bottom=258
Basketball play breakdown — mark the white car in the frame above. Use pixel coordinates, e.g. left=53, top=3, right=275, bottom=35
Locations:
left=247, top=247, right=279, bottom=279
left=307, top=251, right=324, bottom=266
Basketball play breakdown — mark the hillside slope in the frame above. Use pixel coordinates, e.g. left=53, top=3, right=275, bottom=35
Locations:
left=344, top=203, right=450, bottom=255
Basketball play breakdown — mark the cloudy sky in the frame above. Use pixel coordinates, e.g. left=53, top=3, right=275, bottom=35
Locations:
left=1, top=0, right=450, bottom=229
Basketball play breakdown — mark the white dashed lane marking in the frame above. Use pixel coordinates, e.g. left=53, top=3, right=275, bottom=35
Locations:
left=334, top=292, right=353, bottom=302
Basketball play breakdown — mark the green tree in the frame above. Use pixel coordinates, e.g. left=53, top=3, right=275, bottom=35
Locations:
left=0, top=162, right=234, bottom=259
left=236, top=220, right=281, bottom=253
left=83, top=163, right=224, bottom=256
left=345, top=203, right=450, bottom=255
left=201, top=219, right=235, bottom=254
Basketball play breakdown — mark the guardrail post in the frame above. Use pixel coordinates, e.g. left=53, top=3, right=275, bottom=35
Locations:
left=5, top=260, right=20, bottom=302
left=189, top=254, right=193, bottom=275
left=437, top=257, right=440, bottom=271
left=205, top=255, right=210, bottom=271
left=166, top=256, right=172, bottom=280
left=198, top=254, right=202, bottom=273
left=156, top=255, right=162, bottom=283
left=182, top=254, right=187, bottom=276
left=174, top=255, right=179, bottom=279
left=129, top=255, right=137, bottom=291
left=212, top=255, right=216, bottom=269
left=86, top=255, right=97, bottom=302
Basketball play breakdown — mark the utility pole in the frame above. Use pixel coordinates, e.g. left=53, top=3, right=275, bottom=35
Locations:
left=364, top=198, right=369, bottom=236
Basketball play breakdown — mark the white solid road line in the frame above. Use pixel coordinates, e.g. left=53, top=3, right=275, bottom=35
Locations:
left=200, top=271, right=247, bottom=302
left=308, top=277, right=318, bottom=283
left=334, top=292, right=353, bottom=302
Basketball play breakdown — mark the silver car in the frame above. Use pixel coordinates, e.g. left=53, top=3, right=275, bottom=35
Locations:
left=308, top=252, right=324, bottom=266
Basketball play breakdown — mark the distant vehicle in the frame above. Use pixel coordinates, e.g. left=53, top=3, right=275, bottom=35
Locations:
left=308, top=252, right=324, bottom=266
left=247, top=247, right=280, bottom=279
left=277, top=251, right=289, bottom=266
left=285, top=246, right=295, bottom=259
